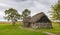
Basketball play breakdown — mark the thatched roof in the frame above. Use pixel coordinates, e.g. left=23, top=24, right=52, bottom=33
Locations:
left=30, top=12, right=45, bottom=22
left=23, top=16, right=31, bottom=22
left=23, top=12, right=51, bottom=23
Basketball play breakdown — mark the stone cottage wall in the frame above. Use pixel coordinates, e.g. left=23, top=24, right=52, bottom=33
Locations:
left=30, top=23, right=36, bottom=28
left=36, top=23, right=52, bottom=28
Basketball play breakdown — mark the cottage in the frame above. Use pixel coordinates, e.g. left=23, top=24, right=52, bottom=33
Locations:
left=23, top=12, right=53, bottom=28
left=23, top=16, right=31, bottom=27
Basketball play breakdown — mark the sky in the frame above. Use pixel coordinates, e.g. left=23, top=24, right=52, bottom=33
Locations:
left=0, top=0, right=58, bottom=21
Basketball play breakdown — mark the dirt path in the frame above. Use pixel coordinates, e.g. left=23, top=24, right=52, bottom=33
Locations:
left=43, top=32, right=56, bottom=35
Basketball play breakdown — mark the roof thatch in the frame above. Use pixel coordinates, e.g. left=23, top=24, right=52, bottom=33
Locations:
left=30, top=12, right=45, bottom=22
left=23, top=12, right=51, bottom=23
left=23, top=16, right=31, bottom=22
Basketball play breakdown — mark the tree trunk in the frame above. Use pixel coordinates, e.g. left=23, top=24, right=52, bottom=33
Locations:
left=12, top=22, right=15, bottom=26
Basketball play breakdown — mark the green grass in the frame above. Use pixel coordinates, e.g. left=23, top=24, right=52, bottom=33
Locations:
left=0, top=22, right=60, bottom=35
left=0, top=24, right=47, bottom=35
left=46, top=22, right=60, bottom=35
left=35, top=22, right=60, bottom=35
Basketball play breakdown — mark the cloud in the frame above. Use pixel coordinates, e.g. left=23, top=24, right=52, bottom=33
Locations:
left=0, top=0, right=58, bottom=21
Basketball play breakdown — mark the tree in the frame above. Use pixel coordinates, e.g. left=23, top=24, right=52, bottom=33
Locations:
left=4, top=8, right=21, bottom=25
left=22, top=9, right=31, bottom=27
left=50, top=1, right=60, bottom=21
left=22, top=9, right=31, bottom=17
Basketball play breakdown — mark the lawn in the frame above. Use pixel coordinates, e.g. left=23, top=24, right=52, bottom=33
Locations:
left=36, top=22, right=60, bottom=35
left=46, top=22, right=60, bottom=35
left=0, top=23, right=47, bottom=35
left=0, top=22, right=60, bottom=35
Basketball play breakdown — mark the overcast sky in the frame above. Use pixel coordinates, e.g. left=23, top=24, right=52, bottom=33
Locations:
left=0, top=0, right=58, bottom=21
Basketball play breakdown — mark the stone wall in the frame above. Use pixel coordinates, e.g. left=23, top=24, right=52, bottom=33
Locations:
left=23, top=22, right=53, bottom=28
left=36, top=23, right=53, bottom=28
left=23, top=22, right=30, bottom=27
left=30, top=23, right=36, bottom=28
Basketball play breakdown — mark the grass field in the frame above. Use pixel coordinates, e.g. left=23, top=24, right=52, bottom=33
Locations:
left=0, top=22, right=60, bottom=35
left=0, top=23, right=47, bottom=35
